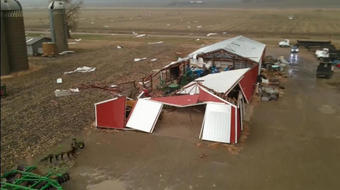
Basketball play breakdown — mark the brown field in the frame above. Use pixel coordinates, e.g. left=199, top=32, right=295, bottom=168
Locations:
left=24, top=8, right=340, bottom=41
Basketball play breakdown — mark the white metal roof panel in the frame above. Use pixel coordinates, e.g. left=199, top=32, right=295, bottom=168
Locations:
left=189, top=36, right=266, bottom=63
left=200, top=103, right=231, bottom=143
left=126, top=99, right=163, bottom=133
left=179, top=68, right=249, bottom=94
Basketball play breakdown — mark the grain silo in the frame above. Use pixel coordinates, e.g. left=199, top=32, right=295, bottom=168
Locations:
left=49, top=0, right=68, bottom=53
left=1, top=0, right=29, bottom=75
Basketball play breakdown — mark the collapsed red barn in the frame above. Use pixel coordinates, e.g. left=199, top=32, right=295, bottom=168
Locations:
left=94, top=35, right=265, bottom=144
left=94, top=67, right=258, bottom=144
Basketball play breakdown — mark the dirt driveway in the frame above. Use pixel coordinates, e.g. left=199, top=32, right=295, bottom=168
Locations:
left=60, top=48, right=340, bottom=190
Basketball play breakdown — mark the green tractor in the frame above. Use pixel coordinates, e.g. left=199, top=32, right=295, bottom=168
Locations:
left=1, top=166, right=69, bottom=190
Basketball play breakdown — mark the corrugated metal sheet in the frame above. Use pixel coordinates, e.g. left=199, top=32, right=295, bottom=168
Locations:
left=200, top=103, right=231, bottom=143
left=95, top=97, right=126, bottom=129
left=162, top=57, right=190, bottom=69
left=126, top=99, right=163, bottom=133
left=26, top=37, right=51, bottom=46
left=179, top=68, right=249, bottom=94
left=189, top=35, right=266, bottom=63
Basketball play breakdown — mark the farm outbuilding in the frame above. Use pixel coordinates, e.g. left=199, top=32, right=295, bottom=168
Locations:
left=94, top=67, right=258, bottom=144
left=141, top=36, right=265, bottom=93
left=26, top=37, right=51, bottom=56
left=189, top=35, right=266, bottom=74
left=93, top=35, right=263, bottom=144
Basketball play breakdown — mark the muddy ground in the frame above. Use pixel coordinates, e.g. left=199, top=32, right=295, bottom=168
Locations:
left=1, top=36, right=340, bottom=189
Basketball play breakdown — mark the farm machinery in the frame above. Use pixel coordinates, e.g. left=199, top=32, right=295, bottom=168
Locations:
left=0, top=166, right=69, bottom=190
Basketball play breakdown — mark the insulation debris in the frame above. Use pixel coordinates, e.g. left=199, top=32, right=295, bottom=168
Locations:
left=134, top=58, right=147, bottom=62
left=148, top=41, right=164, bottom=45
left=59, top=50, right=75, bottom=55
left=64, top=66, right=96, bottom=74
left=206, top=33, right=217, bottom=37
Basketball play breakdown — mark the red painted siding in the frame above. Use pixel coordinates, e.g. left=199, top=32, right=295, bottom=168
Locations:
left=240, top=65, right=258, bottom=103
left=96, top=97, right=126, bottom=129
left=198, top=87, right=224, bottom=103
left=151, top=95, right=199, bottom=107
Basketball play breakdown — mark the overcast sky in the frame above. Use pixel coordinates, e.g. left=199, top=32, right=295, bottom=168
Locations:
left=20, top=0, right=340, bottom=8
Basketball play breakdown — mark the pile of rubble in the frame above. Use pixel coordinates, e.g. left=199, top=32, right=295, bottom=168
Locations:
left=259, top=56, right=288, bottom=102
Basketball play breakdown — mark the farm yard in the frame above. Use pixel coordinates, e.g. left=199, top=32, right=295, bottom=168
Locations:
left=1, top=5, right=340, bottom=190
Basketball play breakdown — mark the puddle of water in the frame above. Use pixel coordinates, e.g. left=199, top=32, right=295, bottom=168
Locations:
left=86, top=179, right=127, bottom=190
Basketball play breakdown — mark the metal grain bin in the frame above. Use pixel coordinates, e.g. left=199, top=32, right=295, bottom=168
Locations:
left=1, top=0, right=28, bottom=75
left=49, top=1, right=68, bottom=53
left=1, top=11, right=10, bottom=75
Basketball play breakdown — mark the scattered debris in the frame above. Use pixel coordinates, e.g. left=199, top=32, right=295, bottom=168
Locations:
left=196, top=38, right=200, bottom=41
left=148, top=41, right=164, bottom=45
left=117, top=45, right=123, bottom=49
left=64, top=66, right=96, bottom=74
left=135, top=34, right=146, bottom=38
left=134, top=57, right=147, bottom=62
left=150, top=58, right=158, bottom=62
left=206, top=33, right=217, bottom=37
left=56, top=78, right=63, bottom=84
left=74, top=38, right=82, bottom=42
left=199, top=153, right=208, bottom=159
left=288, top=15, right=296, bottom=20
left=54, top=89, right=80, bottom=97
left=68, top=42, right=77, bottom=45
left=196, top=25, right=202, bottom=29
left=59, top=50, right=75, bottom=55
left=70, top=88, right=80, bottom=93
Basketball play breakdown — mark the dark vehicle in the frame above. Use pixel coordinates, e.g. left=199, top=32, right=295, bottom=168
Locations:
left=316, top=62, right=334, bottom=79
left=291, top=45, right=299, bottom=53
